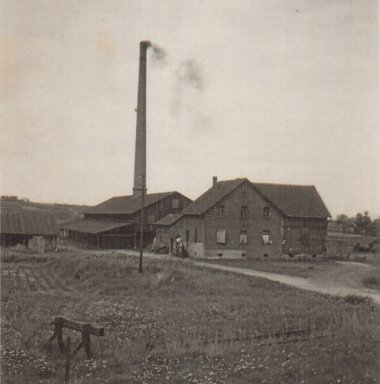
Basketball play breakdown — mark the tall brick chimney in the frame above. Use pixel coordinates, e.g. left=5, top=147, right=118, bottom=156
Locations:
left=213, top=176, right=218, bottom=187
left=133, top=41, right=151, bottom=196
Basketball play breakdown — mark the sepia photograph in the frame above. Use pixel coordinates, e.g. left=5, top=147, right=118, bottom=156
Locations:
left=1, top=1, right=379, bottom=383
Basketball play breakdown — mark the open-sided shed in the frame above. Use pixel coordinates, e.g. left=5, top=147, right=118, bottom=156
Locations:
left=0, top=211, right=58, bottom=251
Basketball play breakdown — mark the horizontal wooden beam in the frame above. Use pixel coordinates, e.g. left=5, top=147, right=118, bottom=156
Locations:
left=53, top=317, right=104, bottom=337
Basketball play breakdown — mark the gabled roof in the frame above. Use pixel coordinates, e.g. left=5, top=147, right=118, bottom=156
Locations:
left=252, top=183, right=331, bottom=218
left=85, top=192, right=179, bottom=215
left=1, top=212, right=58, bottom=235
left=61, top=220, right=134, bottom=234
left=154, top=213, right=183, bottom=226
left=181, top=178, right=330, bottom=219
left=182, top=178, right=247, bottom=215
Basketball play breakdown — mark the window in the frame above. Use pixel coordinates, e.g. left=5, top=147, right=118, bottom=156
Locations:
left=263, top=207, right=272, bottom=217
left=240, top=206, right=248, bottom=218
left=262, top=230, right=272, bottom=245
left=147, top=214, right=156, bottom=223
left=240, top=228, right=248, bottom=244
left=242, top=183, right=247, bottom=193
left=216, top=229, right=226, bottom=244
left=217, top=205, right=224, bottom=217
left=194, top=228, right=198, bottom=242
left=172, top=198, right=180, bottom=209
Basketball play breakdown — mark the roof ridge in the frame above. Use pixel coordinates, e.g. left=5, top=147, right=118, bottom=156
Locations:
left=110, top=191, right=176, bottom=199
left=252, top=181, right=315, bottom=188
left=183, top=178, right=247, bottom=215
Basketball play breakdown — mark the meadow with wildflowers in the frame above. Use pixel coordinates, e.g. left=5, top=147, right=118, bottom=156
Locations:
left=1, top=248, right=379, bottom=383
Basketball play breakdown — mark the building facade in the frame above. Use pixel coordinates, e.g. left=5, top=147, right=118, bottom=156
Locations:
left=0, top=211, right=58, bottom=252
left=155, top=178, right=330, bottom=258
left=60, top=191, right=192, bottom=249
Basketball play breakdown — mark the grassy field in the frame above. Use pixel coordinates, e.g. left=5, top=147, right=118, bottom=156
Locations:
left=1, top=248, right=380, bottom=384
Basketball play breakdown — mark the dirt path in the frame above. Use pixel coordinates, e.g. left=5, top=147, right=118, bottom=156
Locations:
left=192, top=260, right=380, bottom=304
left=82, top=249, right=380, bottom=304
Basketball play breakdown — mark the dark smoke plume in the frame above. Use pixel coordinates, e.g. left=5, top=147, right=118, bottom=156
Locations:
left=176, top=60, right=203, bottom=91
left=150, top=44, right=167, bottom=65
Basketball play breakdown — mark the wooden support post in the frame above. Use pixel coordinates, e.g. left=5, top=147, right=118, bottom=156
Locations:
left=41, top=317, right=104, bottom=359
left=54, top=317, right=65, bottom=353
left=82, top=323, right=92, bottom=358
left=65, top=336, right=71, bottom=383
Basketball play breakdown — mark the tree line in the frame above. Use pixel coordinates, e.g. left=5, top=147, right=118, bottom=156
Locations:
left=335, top=211, right=380, bottom=237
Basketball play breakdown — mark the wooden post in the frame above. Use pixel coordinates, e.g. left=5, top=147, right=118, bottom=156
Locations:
left=41, top=317, right=104, bottom=359
left=65, top=336, right=71, bottom=383
left=82, top=323, right=92, bottom=358
left=54, top=317, right=65, bottom=353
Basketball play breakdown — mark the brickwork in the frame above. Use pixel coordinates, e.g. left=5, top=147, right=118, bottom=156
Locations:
left=156, top=180, right=329, bottom=259
left=156, top=216, right=205, bottom=257
left=202, top=181, right=283, bottom=258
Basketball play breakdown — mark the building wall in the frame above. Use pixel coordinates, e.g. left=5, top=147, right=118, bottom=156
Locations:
left=154, top=185, right=329, bottom=259
left=139, top=192, right=191, bottom=232
left=156, top=216, right=205, bottom=257
left=202, top=183, right=283, bottom=258
left=80, top=193, right=192, bottom=249
left=283, top=217, right=328, bottom=255
left=84, top=192, right=191, bottom=232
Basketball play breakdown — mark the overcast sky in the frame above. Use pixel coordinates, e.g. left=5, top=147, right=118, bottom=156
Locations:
left=1, top=0, right=379, bottom=217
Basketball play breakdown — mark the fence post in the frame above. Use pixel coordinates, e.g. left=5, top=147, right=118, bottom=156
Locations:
left=82, top=324, right=92, bottom=358
left=65, top=336, right=71, bottom=383
left=54, top=317, right=65, bottom=353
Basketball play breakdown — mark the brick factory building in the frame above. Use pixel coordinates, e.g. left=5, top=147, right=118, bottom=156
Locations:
left=60, top=191, right=191, bottom=249
left=154, top=177, right=331, bottom=258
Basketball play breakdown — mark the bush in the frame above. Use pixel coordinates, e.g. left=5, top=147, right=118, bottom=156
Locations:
left=341, top=294, right=373, bottom=306
left=362, top=275, right=380, bottom=289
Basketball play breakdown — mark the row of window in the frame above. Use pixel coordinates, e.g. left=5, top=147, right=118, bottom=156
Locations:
left=216, top=206, right=272, bottom=218
left=216, top=229, right=272, bottom=245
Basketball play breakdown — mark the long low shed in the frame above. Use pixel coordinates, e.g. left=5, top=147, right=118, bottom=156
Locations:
left=60, top=220, right=136, bottom=249
left=0, top=211, right=58, bottom=251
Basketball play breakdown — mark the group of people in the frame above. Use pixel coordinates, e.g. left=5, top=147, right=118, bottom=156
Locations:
left=151, top=234, right=188, bottom=257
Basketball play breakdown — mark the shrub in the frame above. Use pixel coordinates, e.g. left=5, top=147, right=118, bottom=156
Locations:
left=341, top=294, right=373, bottom=306
left=362, top=275, right=380, bottom=289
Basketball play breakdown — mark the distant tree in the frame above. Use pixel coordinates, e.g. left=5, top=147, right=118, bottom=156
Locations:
left=336, top=214, right=348, bottom=225
left=374, top=218, right=380, bottom=237
left=355, top=211, right=374, bottom=236
left=336, top=214, right=355, bottom=233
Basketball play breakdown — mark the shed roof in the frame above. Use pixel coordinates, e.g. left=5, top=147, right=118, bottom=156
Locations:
left=85, top=192, right=180, bottom=215
left=154, top=213, right=183, bottom=226
left=61, top=220, right=134, bottom=234
left=182, top=178, right=330, bottom=219
left=1, top=212, right=58, bottom=235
